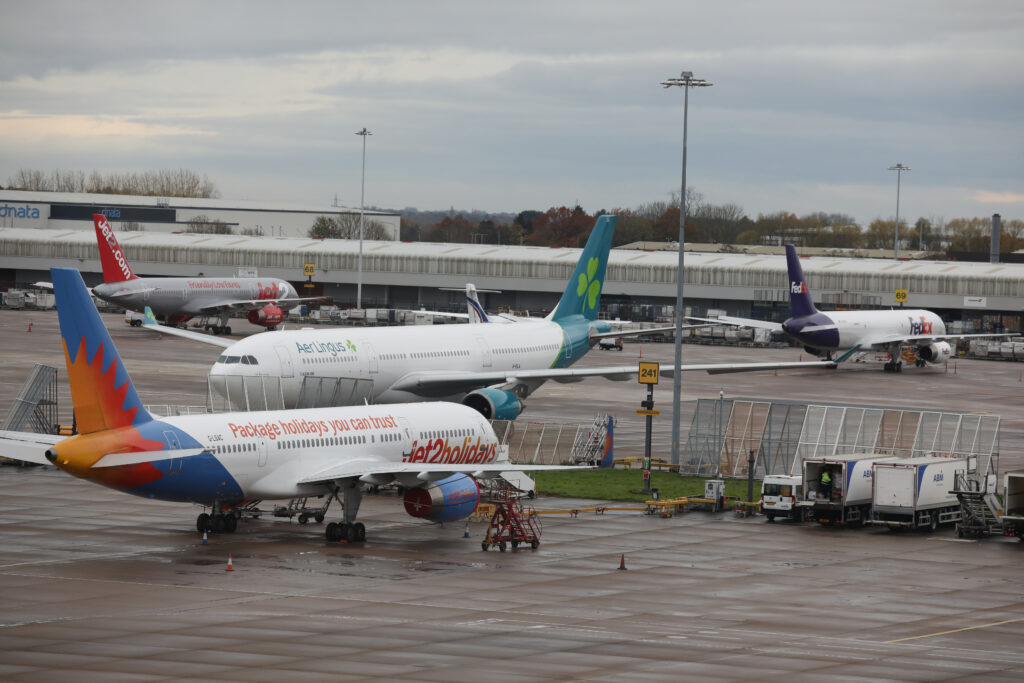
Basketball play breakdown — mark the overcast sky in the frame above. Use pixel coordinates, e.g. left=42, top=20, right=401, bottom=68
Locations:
left=1, top=1, right=1021, bottom=225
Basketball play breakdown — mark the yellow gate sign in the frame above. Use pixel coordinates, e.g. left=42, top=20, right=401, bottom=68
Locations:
left=895, top=289, right=908, bottom=303
left=304, top=262, right=316, bottom=277
left=638, top=362, right=660, bottom=385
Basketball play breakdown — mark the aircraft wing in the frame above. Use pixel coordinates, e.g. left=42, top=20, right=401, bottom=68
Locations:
left=859, top=332, right=1017, bottom=348
left=198, top=296, right=323, bottom=314
left=0, top=430, right=61, bottom=466
left=688, top=315, right=784, bottom=332
left=589, top=324, right=708, bottom=341
left=140, top=317, right=235, bottom=348
left=387, top=356, right=843, bottom=397
left=296, top=457, right=587, bottom=485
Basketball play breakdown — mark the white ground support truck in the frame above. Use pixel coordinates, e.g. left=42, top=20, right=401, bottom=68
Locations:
left=868, top=457, right=969, bottom=531
left=799, top=454, right=900, bottom=526
left=760, top=474, right=802, bottom=521
left=999, top=470, right=1024, bottom=541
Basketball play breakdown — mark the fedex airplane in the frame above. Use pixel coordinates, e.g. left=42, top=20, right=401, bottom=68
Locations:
left=91, top=213, right=317, bottom=334
left=147, top=216, right=842, bottom=417
left=0, top=268, right=589, bottom=543
left=699, top=244, right=1011, bottom=372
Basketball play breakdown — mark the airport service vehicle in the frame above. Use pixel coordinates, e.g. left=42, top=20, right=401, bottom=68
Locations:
left=868, top=457, right=968, bottom=530
left=760, top=474, right=802, bottom=521
left=598, top=337, right=623, bottom=351
left=799, top=454, right=900, bottom=525
left=999, top=470, right=1024, bottom=540
left=146, top=215, right=843, bottom=416
left=91, top=213, right=315, bottom=334
left=0, top=268, right=585, bottom=543
left=694, top=244, right=1010, bottom=372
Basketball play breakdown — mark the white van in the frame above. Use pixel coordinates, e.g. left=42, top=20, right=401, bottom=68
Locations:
left=761, top=474, right=803, bottom=521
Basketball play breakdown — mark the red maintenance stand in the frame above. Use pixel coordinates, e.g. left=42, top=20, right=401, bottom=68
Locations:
left=481, top=485, right=541, bottom=552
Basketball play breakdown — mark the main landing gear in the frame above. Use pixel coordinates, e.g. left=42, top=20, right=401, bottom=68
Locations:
left=883, top=360, right=903, bottom=372
left=324, top=483, right=367, bottom=543
left=197, top=511, right=238, bottom=534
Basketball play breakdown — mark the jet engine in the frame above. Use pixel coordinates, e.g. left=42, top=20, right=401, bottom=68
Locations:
left=803, top=346, right=826, bottom=357
left=916, top=341, right=952, bottom=364
left=248, top=304, right=284, bottom=328
left=462, top=388, right=523, bottom=420
left=403, top=473, right=480, bottom=523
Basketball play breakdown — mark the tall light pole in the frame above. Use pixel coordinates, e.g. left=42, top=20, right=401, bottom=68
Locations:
left=888, top=163, right=910, bottom=260
left=661, top=70, right=712, bottom=466
left=355, top=127, right=372, bottom=308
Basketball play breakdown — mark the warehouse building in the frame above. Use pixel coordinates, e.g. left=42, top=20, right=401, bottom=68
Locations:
left=0, top=190, right=399, bottom=240
left=0, top=226, right=1021, bottom=330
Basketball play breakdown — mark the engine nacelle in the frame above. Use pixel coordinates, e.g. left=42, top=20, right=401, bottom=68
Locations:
left=916, top=341, right=952, bottom=364
left=403, top=473, right=480, bottom=523
left=462, top=388, right=523, bottom=420
left=803, top=346, right=826, bottom=357
left=248, top=304, right=284, bottom=328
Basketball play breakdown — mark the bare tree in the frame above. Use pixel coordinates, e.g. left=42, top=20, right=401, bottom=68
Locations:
left=309, top=214, right=391, bottom=240
left=185, top=214, right=233, bottom=234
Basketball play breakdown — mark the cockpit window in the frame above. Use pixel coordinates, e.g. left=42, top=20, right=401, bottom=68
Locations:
left=216, top=355, right=228, bottom=364
left=224, top=356, right=241, bottom=364
left=242, top=355, right=258, bottom=365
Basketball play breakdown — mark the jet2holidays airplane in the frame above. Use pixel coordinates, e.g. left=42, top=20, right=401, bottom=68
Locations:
left=90, top=213, right=318, bottom=334
left=696, top=244, right=1012, bottom=372
left=0, top=268, right=592, bottom=543
left=146, top=215, right=844, bottom=417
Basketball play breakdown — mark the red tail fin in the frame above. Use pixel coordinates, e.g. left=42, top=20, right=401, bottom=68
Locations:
left=93, top=214, right=137, bottom=283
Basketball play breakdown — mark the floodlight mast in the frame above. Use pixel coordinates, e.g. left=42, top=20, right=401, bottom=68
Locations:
left=356, top=127, right=373, bottom=309
left=661, top=71, right=712, bottom=466
left=888, top=163, right=910, bottom=260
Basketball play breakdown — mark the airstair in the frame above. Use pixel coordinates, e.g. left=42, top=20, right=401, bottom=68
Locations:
left=569, top=414, right=613, bottom=465
left=1, top=364, right=59, bottom=435
left=952, top=471, right=1002, bottom=538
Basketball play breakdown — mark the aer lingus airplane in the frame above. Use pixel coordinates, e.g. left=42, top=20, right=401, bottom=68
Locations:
left=144, top=215, right=843, bottom=417
left=90, top=213, right=317, bottom=334
left=695, top=244, right=1012, bottom=372
left=0, top=268, right=589, bottom=543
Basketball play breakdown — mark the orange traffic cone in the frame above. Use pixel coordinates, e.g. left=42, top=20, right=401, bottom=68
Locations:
left=618, top=553, right=627, bottom=570
left=226, top=554, right=234, bottom=571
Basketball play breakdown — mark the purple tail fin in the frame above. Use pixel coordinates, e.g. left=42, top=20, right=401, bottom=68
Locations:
left=785, top=245, right=818, bottom=318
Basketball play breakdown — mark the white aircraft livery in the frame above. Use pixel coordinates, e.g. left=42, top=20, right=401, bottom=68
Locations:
left=151, top=215, right=842, bottom=416
left=0, top=268, right=585, bottom=543
left=91, top=213, right=316, bottom=334
left=699, top=244, right=1012, bottom=372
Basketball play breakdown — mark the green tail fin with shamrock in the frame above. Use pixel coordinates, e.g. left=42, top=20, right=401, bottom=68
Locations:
left=548, top=215, right=616, bottom=323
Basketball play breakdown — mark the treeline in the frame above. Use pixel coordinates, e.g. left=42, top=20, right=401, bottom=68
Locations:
left=6, top=168, right=219, bottom=198
left=396, top=190, right=1024, bottom=258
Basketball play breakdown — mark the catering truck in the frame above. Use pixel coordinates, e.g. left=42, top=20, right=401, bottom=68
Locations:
left=868, top=457, right=968, bottom=531
left=799, top=454, right=900, bottom=526
left=1000, top=470, right=1024, bottom=540
left=760, top=474, right=802, bottom=521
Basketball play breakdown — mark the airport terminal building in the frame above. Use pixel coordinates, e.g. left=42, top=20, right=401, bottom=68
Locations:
left=0, top=190, right=400, bottom=240
left=1, top=220, right=1022, bottom=330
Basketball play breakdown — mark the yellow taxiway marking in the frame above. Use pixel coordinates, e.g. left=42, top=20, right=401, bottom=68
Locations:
left=887, top=617, right=1024, bottom=643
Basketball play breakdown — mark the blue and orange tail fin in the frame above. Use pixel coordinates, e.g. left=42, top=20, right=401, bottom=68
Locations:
left=785, top=244, right=819, bottom=318
left=51, top=267, right=152, bottom=434
left=93, top=213, right=137, bottom=284
left=548, top=215, right=616, bottom=323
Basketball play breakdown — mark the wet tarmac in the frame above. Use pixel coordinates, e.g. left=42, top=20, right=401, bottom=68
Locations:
left=1, top=309, right=1023, bottom=680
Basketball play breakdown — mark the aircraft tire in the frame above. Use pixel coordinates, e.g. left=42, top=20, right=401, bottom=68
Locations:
left=196, top=513, right=210, bottom=533
left=225, top=326, right=232, bottom=335
left=325, top=522, right=339, bottom=542
left=225, top=515, right=237, bottom=533
left=354, top=522, right=366, bottom=541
